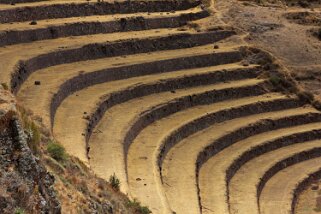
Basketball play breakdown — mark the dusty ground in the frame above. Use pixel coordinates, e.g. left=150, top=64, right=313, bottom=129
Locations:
left=1, top=0, right=321, bottom=212
left=296, top=179, right=321, bottom=214
left=216, top=0, right=321, bottom=98
left=213, top=1, right=321, bottom=213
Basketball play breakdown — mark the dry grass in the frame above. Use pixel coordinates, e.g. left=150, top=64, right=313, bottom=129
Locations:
left=12, top=105, right=144, bottom=213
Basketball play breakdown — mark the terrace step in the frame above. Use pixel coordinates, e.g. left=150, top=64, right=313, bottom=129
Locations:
left=199, top=123, right=321, bottom=214
left=8, top=30, right=234, bottom=92
left=3, top=0, right=319, bottom=212
left=0, top=0, right=46, bottom=4
left=88, top=79, right=265, bottom=193
left=1, top=28, right=187, bottom=86
left=127, top=93, right=290, bottom=214
left=260, top=157, right=321, bottom=214
left=229, top=143, right=321, bottom=214
left=0, top=0, right=200, bottom=23
left=161, top=106, right=318, bottom=214
left=18, top=43, right=240, bottom=128
left=53, top=64, right=259, bottom=164
left=0, top=7, right=207, bottom=46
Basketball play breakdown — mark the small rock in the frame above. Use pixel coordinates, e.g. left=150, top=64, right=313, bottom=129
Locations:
left=242, top=62, right=249, bottom=67
left=30, top=20, right=37, bottom=25
left=34, top=81, right=41, bottom=85
left=311, top=185, right=319, bottom=190
left=83, top=115, right=90, bottom=120
left=139, top=156, right=148, bottom=160
left=214, top=45, right=219, bottom=49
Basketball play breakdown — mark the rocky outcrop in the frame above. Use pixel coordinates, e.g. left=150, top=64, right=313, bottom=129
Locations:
left=0, top=90, right=60, bottom=213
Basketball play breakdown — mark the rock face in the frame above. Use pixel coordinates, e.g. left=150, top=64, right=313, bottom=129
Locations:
left=0, top=102, right=60, bottom=213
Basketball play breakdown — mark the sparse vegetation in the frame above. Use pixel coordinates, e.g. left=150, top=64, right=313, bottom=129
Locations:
left=1, top=83, right=9, bottom=90
left=269, top=74, right=282, bottom=86
left=109, top=173, right=121, bottom=191
left=1, top=0, right=321, bottom=212
left=77, top=179, right=89, bottom=194
left=18, top=107, right=41, bottom=155
left=47, top=141, right=66, bottom=162
left=14, top=207, right=25, bottom=214
left=12, top=106, right=135, bottom=213
left=127, top=199, right=151, bottom=214
left=28, top=122, right=41, bottom=154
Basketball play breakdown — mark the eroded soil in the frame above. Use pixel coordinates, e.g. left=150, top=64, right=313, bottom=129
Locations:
left=216, top=0, right=321, bottom=98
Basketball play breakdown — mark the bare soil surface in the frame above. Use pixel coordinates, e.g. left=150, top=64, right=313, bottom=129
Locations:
left=1, top=0, right=321, bottom=213
left=296, top=179, right=321, bottom=214
left=216, top=0, right=321, bottom=98
left=215, top=1, right=321, bottom=213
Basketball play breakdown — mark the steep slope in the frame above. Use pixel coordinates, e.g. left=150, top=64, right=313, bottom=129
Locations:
left=1, top=0, right=320, bottom=213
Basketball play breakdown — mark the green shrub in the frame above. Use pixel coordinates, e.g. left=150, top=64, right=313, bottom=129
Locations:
left=47, top=141, right=66, bottom=161
left=1, top=83, right=8, bottom=90
left=109, top=173, right=120, bottom=191
left=269, top=75, right=281, bottom=86
left=139, top=206, right=152, bottom=214
left=15, top=208, right=25, bottom=214
left=127, top=199, right=151, bottom=214
left=77, top=180, right=89, bottom=194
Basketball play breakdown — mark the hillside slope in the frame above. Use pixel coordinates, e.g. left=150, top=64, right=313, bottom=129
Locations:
left=0, top=0, right=320, bottom=213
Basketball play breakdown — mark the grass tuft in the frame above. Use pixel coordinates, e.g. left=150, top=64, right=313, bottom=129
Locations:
left=269, top=74, right=282, bottom=86
left=14, top=208, right=25, bottom=214
left=127, top=199, right=151, bottom=214
left=1, top=82, right=9, bottom=90
left=47, top=140, right=66, bottom=162
left=109, top=173, right=121, bottom=191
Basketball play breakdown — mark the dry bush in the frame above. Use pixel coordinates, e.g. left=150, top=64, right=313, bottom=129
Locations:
left=1, top=83, right=9, bottom=90
left=109, top=174, right=121, bottom=191
left=126, top=199, right=151, bottom=214
left=47, top=141, right=66, bottom=162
